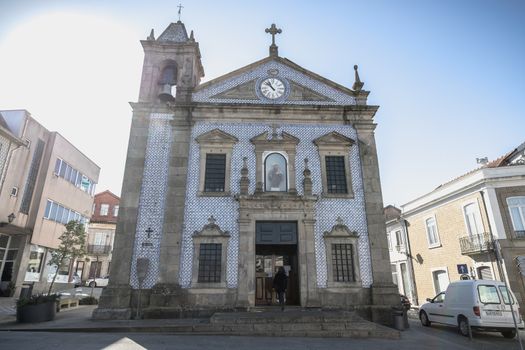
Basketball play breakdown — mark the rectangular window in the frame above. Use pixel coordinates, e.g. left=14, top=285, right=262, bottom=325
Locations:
left=54, top=158, right=62, bottom=175
left=478, top=285, right=501, bottom=304
left=507, top=197, right=525, bottom=238
left=331, top=243, right=355, bottom=282
left=391, top=264, right=398, bottom=285
left=70, top=169, right=78, bottom=184
left=113, top=205, right=119, bottom=217
left=425, top=217, right=440, bottom=247
left=44, top=200, right=52, bottom=218
left=50, top=202, right=58, bottom=221
left=395, top=230, right=403, bottom=246
left=198, top=243, right=222, bottom=283
left=204, top=154, right=226, bottom=192
left=100, top=204, right=109, bottom=216
left=325, top=156, right=348, bottom=194
left=499, top=286, right=515, bottom=305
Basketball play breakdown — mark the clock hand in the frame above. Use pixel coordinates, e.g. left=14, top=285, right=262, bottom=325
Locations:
left=265, top=81, right=276, bottom=91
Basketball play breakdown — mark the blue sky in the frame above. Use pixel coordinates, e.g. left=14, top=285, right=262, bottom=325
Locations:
left=0, top=0, right=523, bottom=206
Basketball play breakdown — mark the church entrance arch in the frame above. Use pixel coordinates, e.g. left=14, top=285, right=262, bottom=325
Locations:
left=255, top=221, right=299, bottom=306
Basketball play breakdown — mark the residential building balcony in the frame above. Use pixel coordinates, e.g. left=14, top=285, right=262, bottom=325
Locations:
left=87, top=244, right=112, bottom=255
left=514, top=230, right=525, bottom=239
left=395, top=245, right=406, bottom=254
left=458, top=232, right=493, bottom=255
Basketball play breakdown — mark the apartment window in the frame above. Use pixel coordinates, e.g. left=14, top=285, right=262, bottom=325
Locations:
left=463, top=203, right=483, bottom=236
left=54, top=158, right=96, bottom=196
left=197, top=243, right=222, bottom=283
left=10, top=187, right=18, bottom=197
left=113, top=205, right=119, bottom=217
left=100, top=204, right=109, bottom=216
left=425, top=216, right=441, bottom=248
left=314, top=131, right=355, bottom=198
left=395, top=230, right=403, bottom=246
left=387, top=232, right=392, bottom=251
left=204, top=154, right=226, bottom=192
left=44, top=199, right=89, bottom=225
left=391, top=264, right=398, bottom=285
left=331, top=243, right=355, bottom=282
left=92, top=203, right=96, bottom=215
left=507, top=197, right=525, bottom=238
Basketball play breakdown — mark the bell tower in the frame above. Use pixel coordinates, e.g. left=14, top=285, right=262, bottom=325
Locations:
left=138, top=21, right=204, bottom=103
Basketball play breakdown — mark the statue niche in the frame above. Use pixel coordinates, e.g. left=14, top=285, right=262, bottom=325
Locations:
left=264, top=152, right=287, bottom=192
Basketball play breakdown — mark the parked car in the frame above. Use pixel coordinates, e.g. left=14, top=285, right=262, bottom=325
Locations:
left=71, top=273, right=81, bottom=288
left=419, top=280, right=523, bottom=338
left=400, top=294, right=411, bottom=310
left=86, top=276, right=109, bottom=288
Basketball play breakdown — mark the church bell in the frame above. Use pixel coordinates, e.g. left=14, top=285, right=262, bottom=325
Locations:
left=158, top=83, right=175, bottom=102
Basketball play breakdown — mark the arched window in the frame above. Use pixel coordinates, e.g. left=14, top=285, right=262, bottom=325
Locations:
left=264, top=153, right=287, bottom=192
left=158, top=64, right=178, bottom=101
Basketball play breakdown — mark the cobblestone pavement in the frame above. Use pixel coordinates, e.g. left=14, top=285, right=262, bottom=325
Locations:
left=0, top=320, right=523, bottom=350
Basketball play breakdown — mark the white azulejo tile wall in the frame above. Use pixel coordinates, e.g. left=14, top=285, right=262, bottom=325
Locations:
left=192, top=59, right=356, bottom=106
left=179, top=122, right=372, bottom=289
left=129, top=114, right=174, bottom=289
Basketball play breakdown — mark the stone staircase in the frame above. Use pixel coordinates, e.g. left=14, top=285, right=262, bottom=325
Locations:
left=201, top=308, right=400, bottom=339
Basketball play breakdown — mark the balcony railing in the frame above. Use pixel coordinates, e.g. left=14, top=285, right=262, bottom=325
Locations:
left=87, top=244, right=112, bottom=255
left=459, top=232, right=493, bottom=255
left=395, top=245, right=406, bottom=254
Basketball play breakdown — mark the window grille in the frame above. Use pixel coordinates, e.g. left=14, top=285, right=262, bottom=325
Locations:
left=325, top=156, right=347, bottom=194
left=204, top=154, right=226, bottom=192
left=198, top=243, right=222, bottom=283
left=332, top=243, right=355, bottom=282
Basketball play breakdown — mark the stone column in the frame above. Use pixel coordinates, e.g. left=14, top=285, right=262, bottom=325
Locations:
left=354, top=122, right=398, bottom=324
left=236, top=215, right=253, bottom=308
left=93, top=108, right=150, bottom=319
left=157, top=115, right=191, bottom=285
left=303, top=218, right=320, bottom=307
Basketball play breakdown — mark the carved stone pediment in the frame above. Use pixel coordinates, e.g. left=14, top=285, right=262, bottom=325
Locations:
left=288, top=81, right=334, bottom=102
left=323, top=217, right=358, bottom=238
left=210, top=80, right=258, bottom=100
left=250, top=131, right=299, bottom=145
left=193, top=216, right=230, bottom=237
left=314, top=131, right=355, bottom=148
left=195, top=129, right=238, bottom=145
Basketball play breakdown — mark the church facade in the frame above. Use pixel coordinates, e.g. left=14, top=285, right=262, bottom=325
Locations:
left=94, top=20, right=398, bottom=323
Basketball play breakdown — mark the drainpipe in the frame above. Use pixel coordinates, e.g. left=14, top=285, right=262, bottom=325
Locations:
left=401, top=216, right=419, bottom=306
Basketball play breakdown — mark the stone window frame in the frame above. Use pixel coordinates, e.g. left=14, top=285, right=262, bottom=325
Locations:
left=191, top=216, right=230, bottom=288
left=250, top=129, right=299, bottom=194
left=195, top=129, right=238, bottom=197
left=424, top=214, right=441, bottom=249
left=313, top=131, right=355, bottom=199
left=323, top=217, right=361, bottom=288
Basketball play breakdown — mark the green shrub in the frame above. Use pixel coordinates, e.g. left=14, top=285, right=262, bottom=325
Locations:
left=17, top=294, right=58, bottom=308
left=79, top=296, right=98, bottom=305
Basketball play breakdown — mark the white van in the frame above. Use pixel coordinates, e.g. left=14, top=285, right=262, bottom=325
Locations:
left=419, top=280, right=523, bottom=338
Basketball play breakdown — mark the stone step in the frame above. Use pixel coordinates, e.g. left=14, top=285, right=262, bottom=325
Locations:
left=211, top=309, right=361, bottom=324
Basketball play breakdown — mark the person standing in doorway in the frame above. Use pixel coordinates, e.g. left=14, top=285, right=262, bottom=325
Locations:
left=273, top=266, right=288, bottom=311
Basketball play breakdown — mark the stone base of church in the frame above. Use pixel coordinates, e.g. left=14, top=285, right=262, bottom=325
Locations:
left=92, top=284, right=134, bottom=320
left=370, top=283, right=402, bottom=327
left=93, top=283, right=400, bottom=327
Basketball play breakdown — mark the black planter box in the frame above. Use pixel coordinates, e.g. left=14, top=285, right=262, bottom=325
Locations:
left=16, top=301, right=56, bottom=323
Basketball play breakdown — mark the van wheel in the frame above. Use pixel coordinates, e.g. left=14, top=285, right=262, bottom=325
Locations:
left=458, top=317, right=470, bottom=337
left=89, top=281, right=96, bottom=288
left=501, top=330, right=516, bottom=339
left=420, top=311, right=431, bottom=327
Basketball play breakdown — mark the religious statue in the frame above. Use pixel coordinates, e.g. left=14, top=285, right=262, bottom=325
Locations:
left=268, top=163, right=283, bottom=190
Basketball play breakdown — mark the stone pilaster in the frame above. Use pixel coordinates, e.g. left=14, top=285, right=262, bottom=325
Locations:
left=354, top=122, right=399, bottom=317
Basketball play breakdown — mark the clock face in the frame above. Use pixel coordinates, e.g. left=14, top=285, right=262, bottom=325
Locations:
left=260, top=78, right=286, bottom=99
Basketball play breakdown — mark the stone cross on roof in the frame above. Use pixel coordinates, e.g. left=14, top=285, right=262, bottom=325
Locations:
left=177, top=4, right=184, bottom=21
left=208, top=215, right=217, bottom=225
left=265, top=23, right=282, bottom=57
